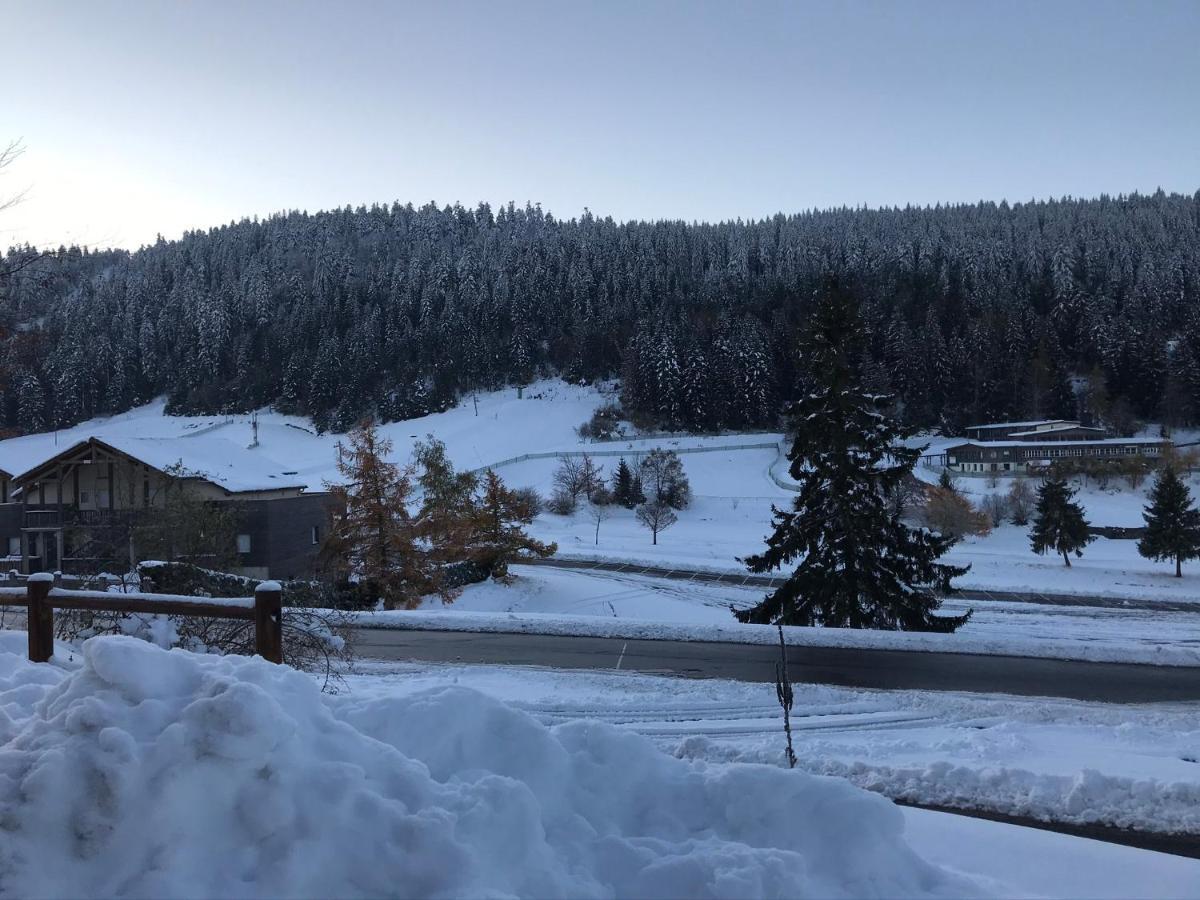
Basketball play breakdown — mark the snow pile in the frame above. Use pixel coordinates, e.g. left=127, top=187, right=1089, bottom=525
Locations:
left=0, top=636, right=987, bottom=899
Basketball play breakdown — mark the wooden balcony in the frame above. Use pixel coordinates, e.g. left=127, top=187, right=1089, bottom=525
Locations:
left=23, top=507, right=129, bottom=529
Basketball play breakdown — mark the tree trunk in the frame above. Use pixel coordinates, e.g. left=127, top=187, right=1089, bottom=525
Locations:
left=1062, top=549, right=1070, bottom=567
left=1177, top=556, right=1183, bottom=577
left=652, top=529, right=657, bottom=546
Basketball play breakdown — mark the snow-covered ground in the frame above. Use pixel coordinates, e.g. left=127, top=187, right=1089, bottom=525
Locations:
left=3, top=380, right=1199, bottom=604
left=2, top=632, right=1196, bottom=898
left=346, top=658, right=1200, bottom=836
left=378, top=565, right=1200, bottom=666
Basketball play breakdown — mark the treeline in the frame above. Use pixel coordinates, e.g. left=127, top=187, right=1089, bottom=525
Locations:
left=1, top=189, right=1198, bottom=434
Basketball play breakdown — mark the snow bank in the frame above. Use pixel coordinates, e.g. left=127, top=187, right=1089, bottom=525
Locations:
left=0, top=636, right=986, bottom=898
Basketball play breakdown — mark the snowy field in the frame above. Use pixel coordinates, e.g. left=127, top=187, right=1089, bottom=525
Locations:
left=3, top=379, right=1200, bottom=606
left=382, top=565, right=1200, bottom=666
left=2, top=632, right=1197, bottom=899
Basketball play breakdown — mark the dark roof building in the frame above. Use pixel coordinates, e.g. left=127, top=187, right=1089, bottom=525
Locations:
left=0, top=436, right=333, bottom=579
left=945, top=436, right=1168, bottom=475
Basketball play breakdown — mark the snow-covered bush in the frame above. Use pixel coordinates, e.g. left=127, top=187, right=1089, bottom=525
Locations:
left=0, top=636, right=985, bottom=899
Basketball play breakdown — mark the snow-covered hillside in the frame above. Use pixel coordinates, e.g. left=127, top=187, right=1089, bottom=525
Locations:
left=4, top=380, right=1199, bottom=602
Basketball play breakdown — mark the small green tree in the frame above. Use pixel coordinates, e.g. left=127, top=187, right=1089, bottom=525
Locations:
left=1030, top=477, right=1093, bottom=567
left=413, top=435, right=478, bottom=565
left=611, top=458, right=636, bottom=508
left=468, top=469, right=556, bottom=577
left=1138, top=466, right=1200, bottom=577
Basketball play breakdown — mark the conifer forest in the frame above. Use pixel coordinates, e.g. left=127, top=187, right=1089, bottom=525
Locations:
left=2, top=190, right=1198, bottom=435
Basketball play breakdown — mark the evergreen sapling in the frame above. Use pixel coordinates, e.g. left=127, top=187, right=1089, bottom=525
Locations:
left=1029, top=477, right=1093, bottom=566
left=1137, top=466, right=1200, bottom=577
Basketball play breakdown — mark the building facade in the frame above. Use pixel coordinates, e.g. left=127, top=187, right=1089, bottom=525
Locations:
left=945, top=435, right=1168, bottom=475
left=0, top=436, right=335, bottom=579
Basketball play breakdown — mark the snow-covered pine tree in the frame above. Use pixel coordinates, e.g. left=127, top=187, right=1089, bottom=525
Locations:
left=737, top=279, right=970, bottom=631
left=319, top=419, right=448, bottom=609
left=1029, top=477, right=1093, bottom=566
left=1137, top=465, right=1200, bottom=577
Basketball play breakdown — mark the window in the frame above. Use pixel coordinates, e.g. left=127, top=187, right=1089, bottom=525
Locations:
left=310, top=525, right=321, bottom=545
left=80, top=491, right=90, bottom=504
left=7, top=537, right=19, bottom=557
left=237, top=534, right=252, bottom=554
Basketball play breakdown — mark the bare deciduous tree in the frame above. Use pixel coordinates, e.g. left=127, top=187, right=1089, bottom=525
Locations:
left=635, top=499, right=677, bottom=545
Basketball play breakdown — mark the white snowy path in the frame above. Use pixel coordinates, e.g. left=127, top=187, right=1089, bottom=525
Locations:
left=344, top=659, right=1200, bottom=837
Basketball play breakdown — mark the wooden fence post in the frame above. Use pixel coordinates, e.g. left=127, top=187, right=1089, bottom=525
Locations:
left=27, top=572, right=55, bottom=663
left=254, top=581, right=283, bottom=664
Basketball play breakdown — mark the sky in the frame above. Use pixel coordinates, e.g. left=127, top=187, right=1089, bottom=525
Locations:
left=3, top=0, right=1198, bottom=251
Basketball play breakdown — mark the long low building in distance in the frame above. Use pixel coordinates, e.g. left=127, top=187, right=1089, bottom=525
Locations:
left=945, top=435, right=1169, bottom=475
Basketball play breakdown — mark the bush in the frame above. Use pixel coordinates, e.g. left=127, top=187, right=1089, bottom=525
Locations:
left=511, top=486, right=543, bottom=517
left=981, top=493, right=1008, bottom=527
left=547, top=487, right=577, bottom=516
left=1007, top=478, right=1034, bottom=525
left=577, top=402, right=624, bottom=440
left=921, top=487, right=991, bottom=538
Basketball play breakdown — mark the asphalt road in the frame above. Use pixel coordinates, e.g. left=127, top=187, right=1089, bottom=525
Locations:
left=524, top=556, right=1198, bottom=611
left=352, top=628, right=1200, bottom=703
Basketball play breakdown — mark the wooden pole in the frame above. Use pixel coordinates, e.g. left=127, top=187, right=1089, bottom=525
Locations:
left=254, top=582, right=283, bottom=664
left=27, top=573, right=54, bottom=663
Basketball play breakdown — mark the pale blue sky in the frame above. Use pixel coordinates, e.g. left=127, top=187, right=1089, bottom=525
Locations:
left=4, top=0, right=1198, bottom=249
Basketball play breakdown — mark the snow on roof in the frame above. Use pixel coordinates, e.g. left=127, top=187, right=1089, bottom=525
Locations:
left=945, top=437, right=1167, bottom=449
left=1007, top=423, right=1106, bottom=437
left=964, top=419, right=1075, bottom=431
left=15, top=435, right=308, bottom=494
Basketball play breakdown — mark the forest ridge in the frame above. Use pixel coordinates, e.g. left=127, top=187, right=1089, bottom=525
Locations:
left=1, top=190, right=1198, bottom=435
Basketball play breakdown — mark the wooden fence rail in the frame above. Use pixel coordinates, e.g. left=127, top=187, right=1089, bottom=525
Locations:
left=0, top=574, right=283, bottom=664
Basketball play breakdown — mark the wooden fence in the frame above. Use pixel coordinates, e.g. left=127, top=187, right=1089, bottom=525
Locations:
left=0, top=573, right=283, bottom=664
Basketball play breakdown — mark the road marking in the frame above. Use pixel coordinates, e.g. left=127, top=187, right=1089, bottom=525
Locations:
left=615, top=641, right=628, bottom=670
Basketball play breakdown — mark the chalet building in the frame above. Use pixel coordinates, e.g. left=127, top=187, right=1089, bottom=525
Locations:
left=0, top=436, right=335, bottom=579
left=945, top=434, right=1169, bottom=475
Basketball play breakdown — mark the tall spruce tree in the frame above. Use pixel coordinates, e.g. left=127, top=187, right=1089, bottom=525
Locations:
left=737, top=279, right=970, bottom=632
left=1029, top=477, right=1093, bottom=566
left=1138, top=466, right=1200, bottom=577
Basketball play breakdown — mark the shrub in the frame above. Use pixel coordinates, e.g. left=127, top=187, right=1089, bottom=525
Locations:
left=577, top=403, right=624, bottom=440
left=981, top=493, right=1008, bottom=527
left=511, top=486, right=543, bottom=517
left=547, top=487, right=577, bottom=516
left=1007, top=478, right=1034, bottom=525
left=921, top=487, right=991, bottom=538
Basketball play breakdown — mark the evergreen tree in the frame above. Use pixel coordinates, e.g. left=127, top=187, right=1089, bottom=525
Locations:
left=630, top=472, right=646, bottom=506
left=1138, top=466, right=1200, bottom=577
left=737, top=280, right=970, bottom=631
left=1029, top=477, right=1093, bottom=566
left=320, top=419, right=448, bottom=609
left=468, top=469, right=557, bottom=577
left=413, top=435, right=479, bottom=564
left=611, top=457, right=636, bottom=508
